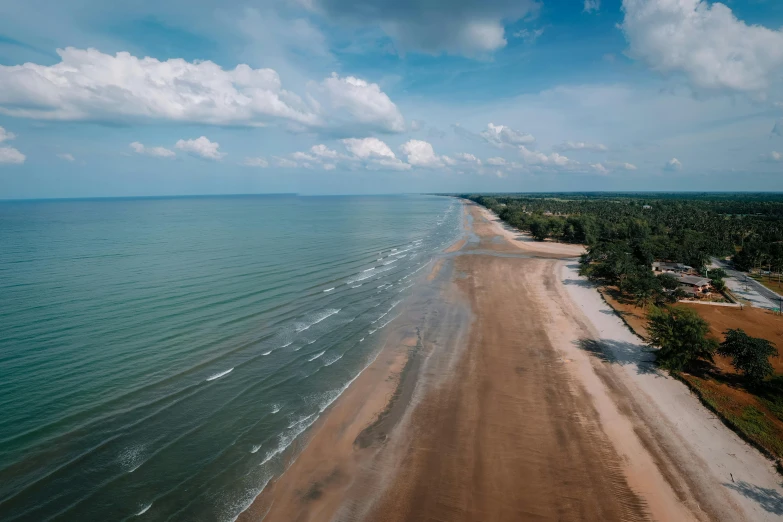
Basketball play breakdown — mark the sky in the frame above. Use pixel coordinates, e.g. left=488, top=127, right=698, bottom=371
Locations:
left=1, top=0, right=783, bottom=198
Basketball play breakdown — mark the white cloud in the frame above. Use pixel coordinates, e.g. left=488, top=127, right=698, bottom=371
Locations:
left=621, top=0, right=783, bottom=98
left=555, top=141, right=608, bottom=152
left=175, top=136, right=225, bottom=160
left=0, top=126, right=24, bottom=164
left=309, top=144, right=340, bottom=159
left=342, top=137, right=397, bottom=160
left=400, top=139, right=449, bottom=168
left=242, top=157, right=269, bottom=167
left=319, top=73, right=405, bottom=133
left=58, top=153, right=75, bottom=162
left=607, top=161, right=638, bottom=171
left=0, top=147, right=25, bottom=164
left=519, top=145, right=572, bottom=167
left=0, top=48, right=405, bottom=134
left=762, top=151, right=782, bottom=163
left=130, top=141, right=176, bottom=158
left=513, top=28, right=545, bottom=43
left=323, top=163, right=336, bottom=171
left=275, top=157, right=298, bottom=168
left=584, top=0, right=600, bottom=13
left=340, top=137, right=410, bottom=170
left=590, top=163, right=609, bottom=174
left=454, top=152, right=482, bottom=165
left=307, top=0, right=538, bottom=56
left=0, top=126, right=16, bottom=143
left=481, top=123, right=535, bottom=148
left=487, top=157, right=507, bottom=166
left=664, top=157, right=682, bottom=171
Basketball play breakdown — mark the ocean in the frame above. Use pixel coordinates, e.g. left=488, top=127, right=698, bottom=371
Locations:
left=0, top=194, right=462, bottom=521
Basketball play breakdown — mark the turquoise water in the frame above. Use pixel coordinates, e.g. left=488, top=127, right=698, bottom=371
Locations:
left=0, top=195, right=462, bottom=521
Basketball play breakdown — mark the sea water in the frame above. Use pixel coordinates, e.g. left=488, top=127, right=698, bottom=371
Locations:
left=0, top=195, right=462, bottom=521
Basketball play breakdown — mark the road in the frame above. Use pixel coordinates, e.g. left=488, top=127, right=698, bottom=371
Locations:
left=711, top=258, right=782, bottom=310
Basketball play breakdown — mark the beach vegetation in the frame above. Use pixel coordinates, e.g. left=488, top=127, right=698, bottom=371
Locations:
left=718, top=329, right=778, bottom=386
left=646, top=306, right=718, bottom=372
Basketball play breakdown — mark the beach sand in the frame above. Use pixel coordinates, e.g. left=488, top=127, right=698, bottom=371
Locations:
left=239, top=200, right=782, bottom=522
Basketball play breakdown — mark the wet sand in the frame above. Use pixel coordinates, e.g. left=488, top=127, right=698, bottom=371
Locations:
left=240, top=200, right=780, bottom=522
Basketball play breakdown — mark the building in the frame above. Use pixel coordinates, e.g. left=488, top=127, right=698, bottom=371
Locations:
left=676, top=275, right=711, bottom=295
left=642, top=205, right=652, bottom=210
left=652, top=262, right=694, bottom=275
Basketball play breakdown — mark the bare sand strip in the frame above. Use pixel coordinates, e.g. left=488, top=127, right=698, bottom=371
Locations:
left=559, top=261, right=783, bottom=521
left=241, top=201, right=783, bottom=522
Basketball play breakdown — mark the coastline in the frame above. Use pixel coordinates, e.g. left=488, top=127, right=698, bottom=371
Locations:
left=239, top=199, right=783, bottom=522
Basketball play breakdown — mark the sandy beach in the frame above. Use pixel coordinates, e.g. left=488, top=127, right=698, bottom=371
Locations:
left=239, top=200, right=783, bottom=522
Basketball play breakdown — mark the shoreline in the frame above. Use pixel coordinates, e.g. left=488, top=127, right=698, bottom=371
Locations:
left=240, top=200, right=783, bottom=522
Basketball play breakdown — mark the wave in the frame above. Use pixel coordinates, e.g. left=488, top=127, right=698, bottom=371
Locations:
left=324, top=353, right=343, bottom=366
left=206, top=368, right=234, bottom=382
left=271, top=404, right=281, bottom=414
left=382, top=259, right=397, bottom=266
left=351, top=284, right=362, bottom=288
left=363, top=267, right=375, bottom=272
left=261, top=351, right=272, bottom=356
left=308, top=351, right=326, bottom=362
left=287, top=413, right=315, bottom=429
left=281, top=342, right=292, bottom=348
left=136, top=503, right=152, bottom=516
left=323, top=288, right=335, bottom=293
left=294, top=309, right=340, bottom=333
left=119, top=445, right=146, bottom=474
left=250, top=444, right=261, bottom=454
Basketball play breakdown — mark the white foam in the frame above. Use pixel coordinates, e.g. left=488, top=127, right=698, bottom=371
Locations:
left=206, top=368, right=233, bottom=382
left=363, top=267, right=375, bottom=272
left=261, top=351, right=272, bottom=356
left=250, top=444, right=261, bottom=454
left=308, top=350, right=326, bottom=362
left=287, top=413, right=315, bottom=429
left=324, top=353, right=343, bottom=366
left=271, top=404, right=281, bottom=413
left=136, top=503, right=152, bottom=516
left=351, top=284, right=362, bottom=288
left=360, top=338, right=365, bottom=342
left=281, top=342, right=292, bottom=348
left=323, top=287, right=335, bottom=293
left=294, top=309, right=340, bottom=332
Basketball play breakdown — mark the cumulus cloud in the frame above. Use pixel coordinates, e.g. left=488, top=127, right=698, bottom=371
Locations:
left=242, top=157, right=269, bottom=167
left=307, top=0, right=538, bottom=56
left=481, top=123, right=535, bottom=148
left=584, top=0, right=600, bottom=13
left=58, top=153, right=75, bottom=162
left=664, top=157, right=682, bottom=171
left=175, top=137, right=225, bottom=160
left=621, top=0, right=783, bottom=98
left=318, top=73, right=405, bottom=133
left=400, top=139, right=450, bottom=168
left=0, top=147, right=25, bottom=164
left=341, top=137, right=410, bottom=170
left=0, top=48, right=405, bottom=134
left=0, top=126, right=16, bottom=143
left=555, top=141, right=608, bottom=152
left=130, top=141, right=176, bottom=158
left=761, top=151, right=782, bottom=163
left=487, top=157, right=507, bottom=166
left=590, top=163, right=609, bottom=174
left=519, top=145, right=572, bottom=167
left=0, top=126, right=25, bottom=164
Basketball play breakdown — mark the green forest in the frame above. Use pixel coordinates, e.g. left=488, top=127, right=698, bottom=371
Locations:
left=465, top=193, right=783, bottom=274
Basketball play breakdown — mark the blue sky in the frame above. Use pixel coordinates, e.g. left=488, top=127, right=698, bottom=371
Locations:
left=1, top=0, right=782, bottom=198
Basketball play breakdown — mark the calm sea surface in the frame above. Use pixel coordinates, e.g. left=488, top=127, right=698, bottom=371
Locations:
left=0, top=194, right=461, bottom=521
